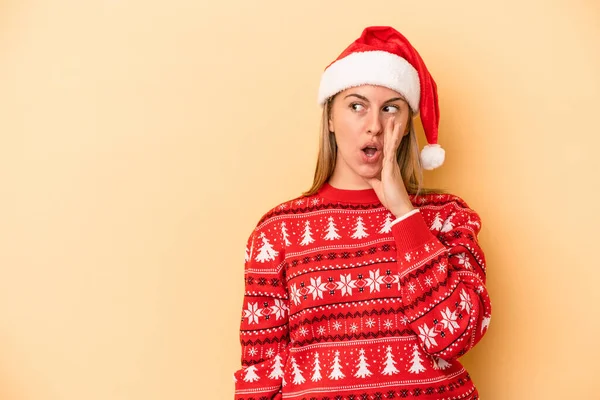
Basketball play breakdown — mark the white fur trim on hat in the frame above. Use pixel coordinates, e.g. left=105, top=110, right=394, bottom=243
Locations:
left=317, top=50, right=421, bottom=112
left=420, top=144, right=445, bottom=170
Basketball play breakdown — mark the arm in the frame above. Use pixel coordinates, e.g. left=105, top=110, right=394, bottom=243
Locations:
left=391, top=199, right=491, bottom=361
left=234, top=220, right=289, bottom=400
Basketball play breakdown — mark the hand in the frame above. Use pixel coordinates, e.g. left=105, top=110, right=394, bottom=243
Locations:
left=364, top=117, right=415, bottom=218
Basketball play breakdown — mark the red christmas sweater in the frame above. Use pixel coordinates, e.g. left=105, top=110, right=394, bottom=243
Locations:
left=234, top=182, right=491, bottom=400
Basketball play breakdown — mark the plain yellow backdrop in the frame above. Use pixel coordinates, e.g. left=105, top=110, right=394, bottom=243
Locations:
left=1, top=0, right=599, bottom=399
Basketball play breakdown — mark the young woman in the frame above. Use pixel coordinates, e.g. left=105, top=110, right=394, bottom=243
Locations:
left=234, top=26, right=491, bottom=400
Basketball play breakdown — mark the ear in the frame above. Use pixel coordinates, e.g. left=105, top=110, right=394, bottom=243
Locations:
left=328, top=117, right=334, bottom=133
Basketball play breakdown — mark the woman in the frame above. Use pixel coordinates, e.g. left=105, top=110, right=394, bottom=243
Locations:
left=234, top=26, right=491, bottom=400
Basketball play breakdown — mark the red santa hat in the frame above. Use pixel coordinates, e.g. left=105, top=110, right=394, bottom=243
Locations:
left=317, top=26, right=445, bottom=170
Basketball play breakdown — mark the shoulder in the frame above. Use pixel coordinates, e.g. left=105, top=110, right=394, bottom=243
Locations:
left=246, top=191, right=320, bottom=232
left=253, top=193, right=320, bottom=228
left=414, top=192, right=482, bottom=229
left=413, top=192, right=476, bottom=212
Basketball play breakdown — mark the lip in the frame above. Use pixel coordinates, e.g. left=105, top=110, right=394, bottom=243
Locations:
left=361, top=142, right=382, bottom=151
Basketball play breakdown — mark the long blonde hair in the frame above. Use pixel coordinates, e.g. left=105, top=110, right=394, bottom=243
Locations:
left=302, top=96, right=443, bottom=198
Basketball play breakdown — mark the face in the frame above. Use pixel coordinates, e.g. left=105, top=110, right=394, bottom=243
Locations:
left=328, top=85, right=411, bottom=188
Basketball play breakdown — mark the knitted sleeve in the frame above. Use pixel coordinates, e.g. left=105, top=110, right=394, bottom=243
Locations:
left=234, top=217, right=289, bottom=399
left=391, top=197, right=491, bottom=361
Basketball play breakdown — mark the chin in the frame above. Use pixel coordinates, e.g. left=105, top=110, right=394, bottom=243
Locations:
left=356, top=165, right=382, bottom=180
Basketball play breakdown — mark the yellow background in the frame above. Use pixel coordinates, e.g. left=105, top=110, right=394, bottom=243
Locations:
left=1, top=0, right=599, bottom=399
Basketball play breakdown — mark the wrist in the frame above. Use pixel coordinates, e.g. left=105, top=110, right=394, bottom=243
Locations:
left=391, top=203, right=415, bottom=219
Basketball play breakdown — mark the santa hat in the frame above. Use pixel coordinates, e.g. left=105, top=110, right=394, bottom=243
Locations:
left=317, top=26, right=445, bottom=170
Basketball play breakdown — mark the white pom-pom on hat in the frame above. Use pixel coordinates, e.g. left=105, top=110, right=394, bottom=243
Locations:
left=420, top=144, right=445, bottom=170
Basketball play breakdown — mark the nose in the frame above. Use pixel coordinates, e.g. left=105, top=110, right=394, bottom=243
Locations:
left=366, top=110, right=383, bottom=136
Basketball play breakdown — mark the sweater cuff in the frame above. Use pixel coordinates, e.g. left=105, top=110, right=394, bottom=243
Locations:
left=389, top=209, right=420, bottom=228
left=391, top=209, right=436, bottom=251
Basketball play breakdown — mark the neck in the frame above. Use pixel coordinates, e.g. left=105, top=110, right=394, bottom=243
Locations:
left=328, top=163, right=379, bottom=190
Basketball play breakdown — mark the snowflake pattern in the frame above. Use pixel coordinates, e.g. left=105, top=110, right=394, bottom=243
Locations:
left=383, top=319, right=393, bottom=330
left=271, top=299, right=288, bottom=320
left=338, top=273, right=356, bottom=296
left=437, top=261, right=447, bottom=273
left=440, top=307, right=460, bottom=334
left=308, top=277, right=326, bottom=300
left=244, top=302, right=262, bottom=324
left=456, top=253, right=472, bottom=269
left=332, top=321, right=342, bottom=331
left=290, top=284, right=302, bottom=306
left=407, top=282, right=417, bottom=293
left=417, top=323, right=438, bottom=349
left=459, top=289, right=473, bottom=313
left=298, top=326, right=309, bottom=336
left=349, top=323, right=359, bottom=333
left=365, top=318, right=376, bottom=328
left=248, top=347, right=258, bottom=356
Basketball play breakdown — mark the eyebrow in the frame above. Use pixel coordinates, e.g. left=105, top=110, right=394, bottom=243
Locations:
left=344, top=93, right=405, bottom=103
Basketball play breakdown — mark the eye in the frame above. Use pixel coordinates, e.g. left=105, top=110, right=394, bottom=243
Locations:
left=383, top=104, right=400, bottom=113
left=350, top=103, right=365, bottom=112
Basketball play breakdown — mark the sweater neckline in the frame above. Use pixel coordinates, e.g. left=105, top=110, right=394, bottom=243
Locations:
left=317, top=182, right=381, bottom=204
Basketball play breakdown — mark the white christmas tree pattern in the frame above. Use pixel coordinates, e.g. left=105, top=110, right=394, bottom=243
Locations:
left=481, top=315, right=491, bottom=333
left=255, top=232, right=279, bottom=263
left=281, top=221, right=292, bottom=246
left=441, top=213, right=455, bottom=233
left=381, top=346, right=399, bottom=375
left=328, top=350, right=345, bottom=380
left=354, top=348, right=373, bottom=378
left=323, top=216, right=341, bottom=240
left=351, top=216, right=369, bottom=239
left=408, top=345, right=426, bottom=374
left=379, top=213, right=393, bottom=234
left=300, top=220, right=315, bottom=246
left=311, top=352, right=322, bottom=382
left=430, top=212, right=443, bottom=231
left=433, top=356, right=452, bottom=370
left=243, top=365, right=260, bottom=382
left=467, top=218, right=481, bottom=228
left=290, top=357, right=306, bottom=385
left=268, top=354, right=285, bottom=380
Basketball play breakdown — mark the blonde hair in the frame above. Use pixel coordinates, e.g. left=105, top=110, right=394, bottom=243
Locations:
left=302, top=96, right=443, bottom=197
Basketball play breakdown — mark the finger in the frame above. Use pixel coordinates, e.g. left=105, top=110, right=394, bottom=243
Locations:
left=384, top=117, right=396, bottom=164
left=392, top=119, right=402, bottom=155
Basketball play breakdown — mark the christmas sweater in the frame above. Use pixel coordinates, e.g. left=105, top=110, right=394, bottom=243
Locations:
left=234, top=182, right=491, bottom=400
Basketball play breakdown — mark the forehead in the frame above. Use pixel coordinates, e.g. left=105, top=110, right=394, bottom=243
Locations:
left=337, top=85, right=406, bottom=102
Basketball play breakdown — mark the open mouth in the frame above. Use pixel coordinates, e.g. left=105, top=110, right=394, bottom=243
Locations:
left=362, top=146, right=379, bottom=158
